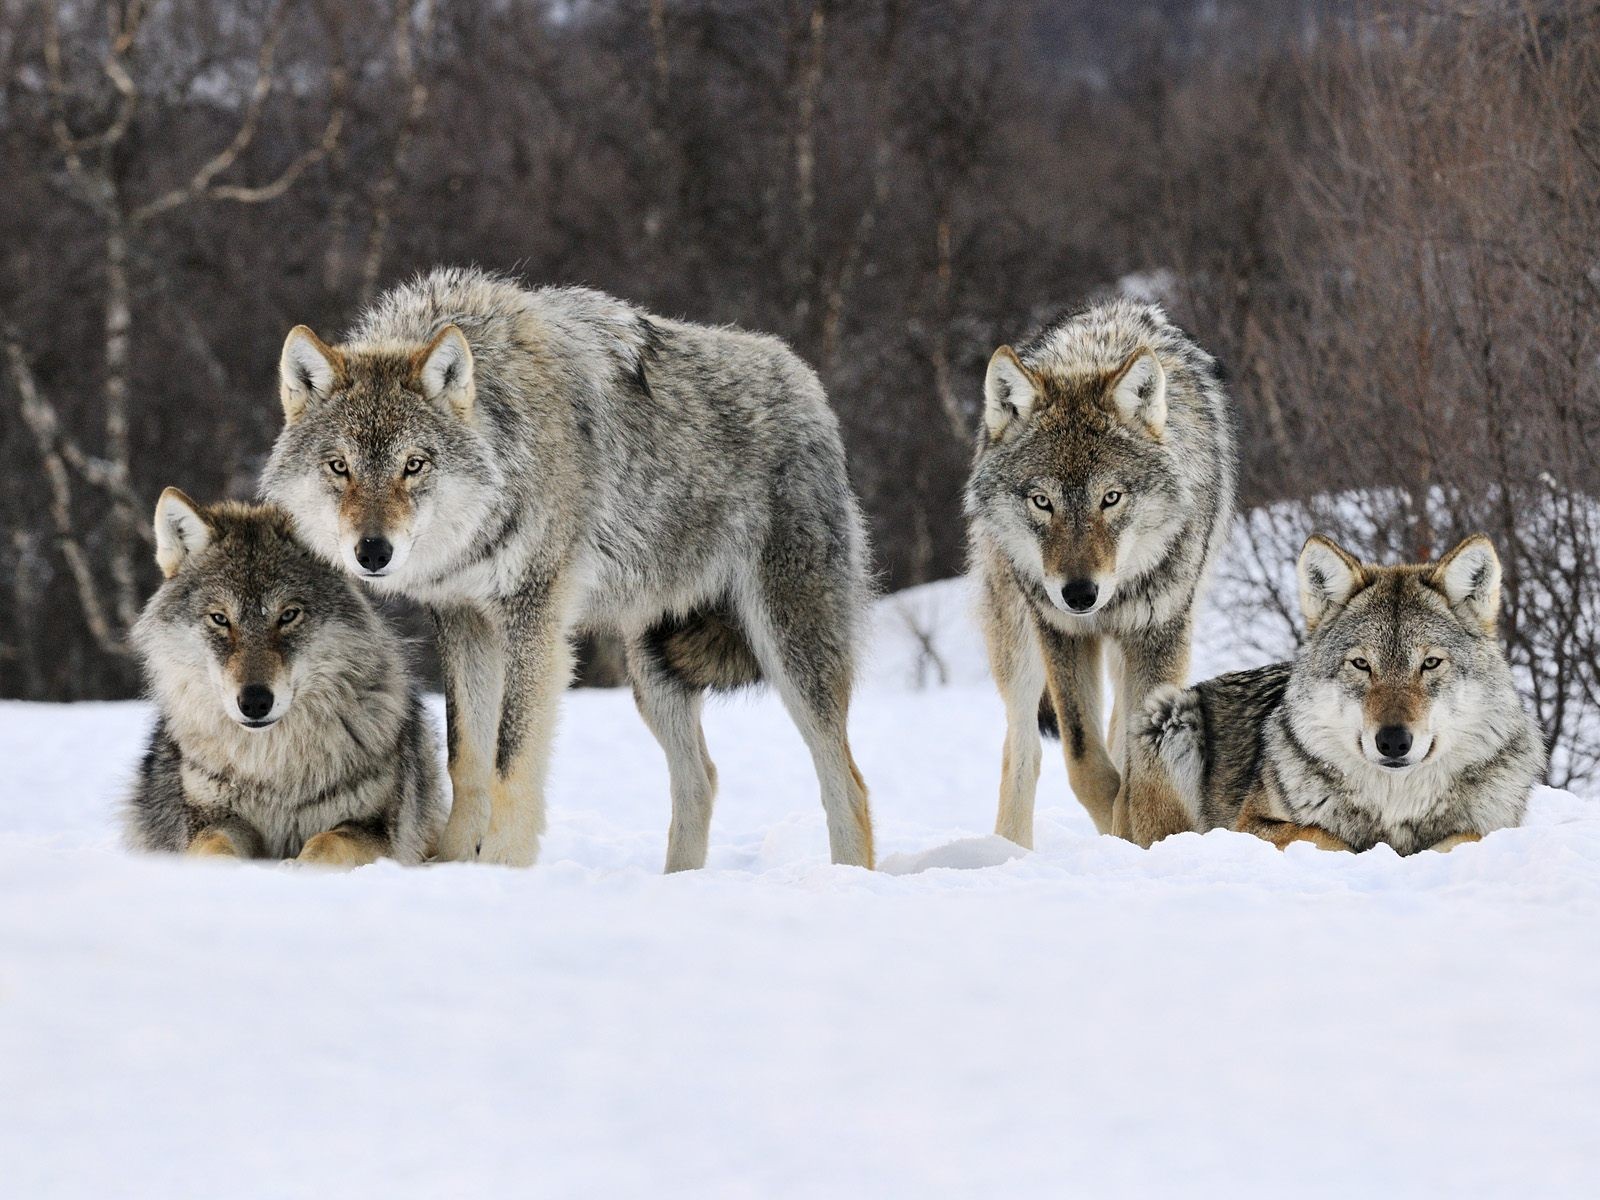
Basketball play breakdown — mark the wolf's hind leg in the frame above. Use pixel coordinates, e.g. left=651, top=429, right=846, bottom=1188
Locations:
left=981, top=567, right=1047, bottom=848
left=1035, top=621, right=1120, bottom=835
left=1429, top=832, right=1482, bottom=852
left=740, top=580, right=873, bottom=870
left=628, top=637, right=718, bottom=872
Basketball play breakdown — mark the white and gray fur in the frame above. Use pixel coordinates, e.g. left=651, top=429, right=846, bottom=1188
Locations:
left=125, top=495, right=444, bottom=864
left=261, top=267, right=875, bottom=869
left=966, top=299, right=1236, bottom=847
left=1143, top=535, right=1545, bottom=854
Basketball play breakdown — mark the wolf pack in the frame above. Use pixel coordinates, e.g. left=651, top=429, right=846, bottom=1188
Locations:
left=122, top=267, right=1546, bottom=868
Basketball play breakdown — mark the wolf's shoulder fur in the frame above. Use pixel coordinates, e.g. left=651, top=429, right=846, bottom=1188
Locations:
left=125, top=498, right=444, bottom=862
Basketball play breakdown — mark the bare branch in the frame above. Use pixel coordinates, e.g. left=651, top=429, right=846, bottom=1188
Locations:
left=3, top=330, right=134, bottom=658
left=358, top=0, right=438, bottom=302
left=126, top=1, right=347, bottom=224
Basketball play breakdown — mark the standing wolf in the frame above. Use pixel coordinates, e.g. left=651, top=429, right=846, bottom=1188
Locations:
left=125, top=491, right=444, bottom=865
left=966, top=300, right=1235, bottom=847
left=261, top=267, right=874, bottom=870
left=1141, top=534, right=1544, bottom=853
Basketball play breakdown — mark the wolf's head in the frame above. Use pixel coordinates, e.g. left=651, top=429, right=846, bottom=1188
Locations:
left=1290, top=532, right=1510, bottom=773
left=133, top=490, right=376, bottom=731
left=259, top=324, right=501, bottom=589
left=966, top=341, right=1182, bottom=617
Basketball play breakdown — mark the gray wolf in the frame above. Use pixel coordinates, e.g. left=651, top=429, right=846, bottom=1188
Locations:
left=124, top=490, right=445, bottom=867
left=966, top=300, right=1235, bottom=847
left=260, top=267, right=874, bottom=870
left=1141, top=533, right=1544, bottom=853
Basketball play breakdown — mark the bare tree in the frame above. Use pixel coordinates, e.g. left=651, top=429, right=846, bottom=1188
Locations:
left=9, top=0, right=346, bottom=671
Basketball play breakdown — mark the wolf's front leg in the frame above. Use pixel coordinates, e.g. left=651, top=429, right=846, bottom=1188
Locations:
left=1235, top=796, right=1351, bottom=851
left=981, top=568, right=1048, bottom=847
left=475, top=585, right=573, bottom=868
left=432, top=604, right=507, bottom=862
left=1112, top=617, right=1194, bottom=846
left=184, top=816, right=262, bottom=859
left=1035, top=621, right=1120, bottom=835
left=1429, top=832, right=1482, bottom=852
left=297, top=822, right=390, bottom=870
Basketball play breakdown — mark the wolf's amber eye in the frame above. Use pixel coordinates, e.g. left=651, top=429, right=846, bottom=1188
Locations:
left=1102, top=490, right=1123, bottom=508
left=403, top=456, right=427, bottom=477
left=1350, top=657, right=1370, bottom=672
left=1422, top=656, right=1443, bottom=671
left=1029, top=492, right=1053, bottom=512
left=208, top=612, right=230, bottom=628
left=278, top=608, right=301, bottom=627
left=327, top=458, right=348, bottom=477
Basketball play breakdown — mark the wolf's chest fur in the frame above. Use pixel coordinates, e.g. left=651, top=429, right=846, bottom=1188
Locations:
left=165, top=697, right=403, bottom=856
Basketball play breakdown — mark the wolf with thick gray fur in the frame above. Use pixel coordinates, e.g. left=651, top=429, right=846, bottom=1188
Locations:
left=125, top=491, right=444, bottom=866
left=261, top=267, right=874, bottom=870
left=966, top=300, right=1235, bottom=848
left=1142, top=533, right=1544, bottom=853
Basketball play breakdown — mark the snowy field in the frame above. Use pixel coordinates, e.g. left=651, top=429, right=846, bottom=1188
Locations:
left=3, top=578, right=1599, bottom=1198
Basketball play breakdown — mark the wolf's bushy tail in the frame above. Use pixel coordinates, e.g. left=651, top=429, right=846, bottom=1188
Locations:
left=1139, top=683, right=1206, bottom=825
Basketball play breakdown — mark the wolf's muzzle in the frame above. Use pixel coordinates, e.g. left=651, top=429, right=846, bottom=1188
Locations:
left=1375, top=724, right=1413, bottom=766
left=1061, top=579, right=1099, bottom=613
left=238, top=684, right=276, bottom=725
left=355, top=536, right=394, bottom=573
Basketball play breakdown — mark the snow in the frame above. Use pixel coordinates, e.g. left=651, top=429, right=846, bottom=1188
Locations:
left=3, top=579, right=1599, bottom=1198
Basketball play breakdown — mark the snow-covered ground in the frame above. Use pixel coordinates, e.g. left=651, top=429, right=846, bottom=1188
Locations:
left=3, top=578, right=1598, bottom=1198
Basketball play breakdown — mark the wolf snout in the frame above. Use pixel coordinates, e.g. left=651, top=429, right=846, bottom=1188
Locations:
left=1061, top=578, right=1099, bottom=612
left=238, top=684, right=276, bottom=723
left=1374, top=724, right=1414, bottom=764
left=355, top=536, right=394, bottom=573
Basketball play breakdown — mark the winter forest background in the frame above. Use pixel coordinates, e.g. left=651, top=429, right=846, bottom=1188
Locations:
left=2, top=0, right=1598, bottom=785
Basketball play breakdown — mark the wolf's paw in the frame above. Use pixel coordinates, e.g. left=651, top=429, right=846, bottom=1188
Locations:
left=435, top=790, right=489, bottom=864
left=475, top=826, right=539, bottom=868
left=185, top=829, right=243, bottom=858
left=434, top=823, right=480, bottom=862
left=295, top=831, right=380, bottom=871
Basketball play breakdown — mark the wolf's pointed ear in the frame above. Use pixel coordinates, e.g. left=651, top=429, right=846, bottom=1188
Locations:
left=153, top=487, right=211, bottom=579
left=1432, top=534, right=1501, bottom=632
left=1297, top=535, right=1364, bottom=631
left=1107, top=347, right=1167, bottom=436
left=411, top=325, right=475, bottom=421
left=984, top=346, right=1041, bottom=441
left=279, top=326, right=341, bottom=424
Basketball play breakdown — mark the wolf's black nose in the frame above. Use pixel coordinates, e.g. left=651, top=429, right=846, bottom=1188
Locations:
left=1062, top=579, right=1099, bottom=612
left=1375, top=725, right=1413, bottom=760
left=355, top=536, right=393, bottom=572
left=238, top=685, right=275, bottom=721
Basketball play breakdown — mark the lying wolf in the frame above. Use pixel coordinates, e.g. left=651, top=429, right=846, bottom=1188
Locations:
left=966, top=300, right=1236, bottom=848
left=261, top=267, right=874, bottom=869
left=1142, top=533, right=1544, bottom=853
left=124, top=490, right=444, bottom=866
